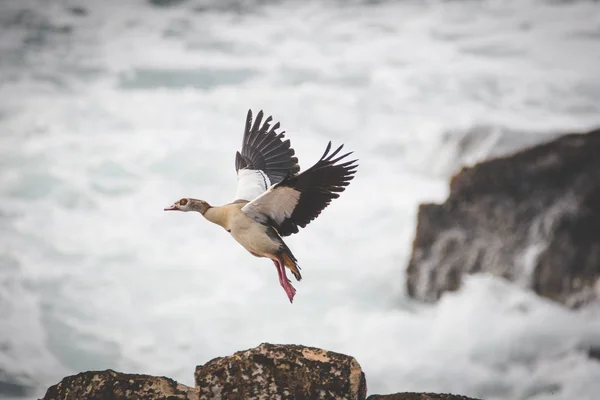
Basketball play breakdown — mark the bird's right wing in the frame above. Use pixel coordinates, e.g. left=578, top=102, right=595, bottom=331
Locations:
left=234, top=110, right=300, bottom=202
left=241, top=142, right=358, bottom=236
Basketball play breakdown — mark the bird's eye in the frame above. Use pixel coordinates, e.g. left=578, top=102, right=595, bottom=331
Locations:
left=179, top=198, right=188, bottom=206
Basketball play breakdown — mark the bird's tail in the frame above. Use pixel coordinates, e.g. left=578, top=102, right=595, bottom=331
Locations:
left=279, top=243, right=302, bottom=282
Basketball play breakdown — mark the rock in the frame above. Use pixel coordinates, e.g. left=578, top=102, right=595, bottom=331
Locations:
left=194, top=342, right=367, bottom=400
left=406, top=127, right=600, bottom=308
left=367, top=394, right=480, bottom=400
left=42, top=369, right=196, bottom=400
left=40, top=344, right=476, bottom=400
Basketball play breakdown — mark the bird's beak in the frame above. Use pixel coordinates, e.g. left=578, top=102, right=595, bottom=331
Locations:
left=164, top=204, right=179, bottom=211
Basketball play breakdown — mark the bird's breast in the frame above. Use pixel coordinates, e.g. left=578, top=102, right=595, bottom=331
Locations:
left=229, top=214, right=280, bottom=258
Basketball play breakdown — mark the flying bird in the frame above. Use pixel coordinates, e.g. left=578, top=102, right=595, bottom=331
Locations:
left=164, top=110, right=358, bottom=303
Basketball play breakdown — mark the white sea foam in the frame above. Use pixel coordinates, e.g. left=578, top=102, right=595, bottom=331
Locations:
left=1, top=0, right=600, bottom=399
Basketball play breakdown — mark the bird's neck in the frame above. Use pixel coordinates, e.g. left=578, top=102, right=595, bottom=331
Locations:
left=203, top=206, right=231, bottom=229
left=188, top=199, right=228, bottom=229
left=189, top=199, right=212, bottom=215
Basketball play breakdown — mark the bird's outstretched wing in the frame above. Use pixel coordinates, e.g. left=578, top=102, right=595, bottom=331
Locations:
left=241, top=142, right=358, bottom=236
left=234, top=109, right=300, bottom=201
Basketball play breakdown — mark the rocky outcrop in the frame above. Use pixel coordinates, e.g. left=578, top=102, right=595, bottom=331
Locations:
left=42, top=343, right=475, bottom=400
left=42, top=369, right=196, bottom=400
left=407, top=127, right=600, bottom=308
left=367, top=394, right=479, bottom=400
left=195, top=343, right=366, bottom=400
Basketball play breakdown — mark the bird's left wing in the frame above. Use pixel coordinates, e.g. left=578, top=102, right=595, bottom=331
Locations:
left=241, top=142, right=358, bottom=236
left=234, top=109, right=300, bottom=201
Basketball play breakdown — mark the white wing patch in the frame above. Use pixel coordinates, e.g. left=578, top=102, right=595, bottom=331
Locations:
left=241, top=186, right=301, bottom=226
left=235, top=169, right=271, bottom=201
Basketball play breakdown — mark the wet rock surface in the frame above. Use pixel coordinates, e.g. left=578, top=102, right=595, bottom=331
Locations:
left=407, top=127, right=600, bottom=308
left=42, top=369, right=196, bottom=400
left=195, top=342, right=367, bottom=400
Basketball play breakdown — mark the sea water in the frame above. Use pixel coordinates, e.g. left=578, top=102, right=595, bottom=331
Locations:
left=1, top=1, right=600, bottom=399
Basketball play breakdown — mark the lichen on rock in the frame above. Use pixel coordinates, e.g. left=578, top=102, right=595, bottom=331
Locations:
left=42, top=369, right=196, bottom=400
left=194, top=342, right=367, bottom=400
left=40, top=344, right=479, bottom=400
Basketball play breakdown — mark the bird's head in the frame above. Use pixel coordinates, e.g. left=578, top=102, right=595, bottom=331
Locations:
left=164, top=198, right=211, bottom=214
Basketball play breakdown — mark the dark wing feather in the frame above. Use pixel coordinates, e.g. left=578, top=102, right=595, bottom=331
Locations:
left=235, top=109, right=300, bottom=185
left=272, top=142, right=358, bottom=236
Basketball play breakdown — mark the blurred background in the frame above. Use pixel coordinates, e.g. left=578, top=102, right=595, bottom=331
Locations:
left=1, top=0, right=600, bottom=399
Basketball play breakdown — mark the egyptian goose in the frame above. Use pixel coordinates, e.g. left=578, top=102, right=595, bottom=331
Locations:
left=164, top=110, right=358, bottom=303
